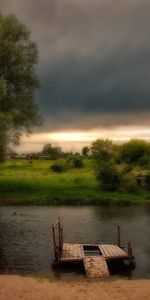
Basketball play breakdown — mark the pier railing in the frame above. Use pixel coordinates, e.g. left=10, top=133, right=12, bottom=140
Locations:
left=52, top=217, right=63, bottom=262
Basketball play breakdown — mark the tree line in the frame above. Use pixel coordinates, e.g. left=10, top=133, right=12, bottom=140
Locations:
left=14, top=139, right=150, bottom=193
left=43, top=139, right=150, bottom=192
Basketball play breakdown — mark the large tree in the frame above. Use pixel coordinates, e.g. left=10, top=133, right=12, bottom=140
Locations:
left=42, top=144, right=62, bottom=160
left=91, top=139, right=114, bottom=162
left=0, top=13, right=41, bottom=161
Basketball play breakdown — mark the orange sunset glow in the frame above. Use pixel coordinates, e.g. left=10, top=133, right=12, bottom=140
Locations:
left=17, top=126, right=150, bottom=153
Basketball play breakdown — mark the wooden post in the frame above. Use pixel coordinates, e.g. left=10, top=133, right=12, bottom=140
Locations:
left=52, top=217, right=61, bottom=262
left=60, top=227, right=63, bottom=250
left=117, top=225, right=121, bottom=247
left=128, top=241, right=134, bottom=266
left=58, top=217, right=61, bottom=259
left=52, top=217, right=63, bottom=264
left=52, top=224, right=58, bottom=262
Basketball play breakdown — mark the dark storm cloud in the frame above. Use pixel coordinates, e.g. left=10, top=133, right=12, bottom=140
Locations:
left=1, top=0, right=150, bottom=130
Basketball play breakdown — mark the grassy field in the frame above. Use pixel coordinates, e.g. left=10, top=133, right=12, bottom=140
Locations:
left=0, top=159, right=150, bottom=205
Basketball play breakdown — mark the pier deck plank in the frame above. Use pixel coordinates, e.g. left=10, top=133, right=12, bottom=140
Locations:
left=83, top=256, right=110, bottom=278
left=60, top=243, right=129, bottom=262
left=60, top=243, right=84, bottom=262
left=99, top=244, right=129, bottom=260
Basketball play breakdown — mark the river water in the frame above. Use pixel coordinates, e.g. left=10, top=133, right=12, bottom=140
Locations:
left=0, top=205, right=149, bottom=279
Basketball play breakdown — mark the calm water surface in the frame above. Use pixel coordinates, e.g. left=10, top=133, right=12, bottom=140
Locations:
left=0, top=205, right=150, bottom=279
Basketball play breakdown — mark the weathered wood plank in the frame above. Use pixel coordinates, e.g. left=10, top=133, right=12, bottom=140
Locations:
left=105, top=245, right=119, bottom=257
left=83, top=256, right=110, bottom=278
left=60, top=243, right=84, bottom=261
left=108, top=245, right=129, bottom=258
left=99, top=245, right=110, bottom=257
left=60, top=243, right=129, bottom=263
left=110, top=245, right=125, bottom=256
left=99, top=244, right=129, bottom=260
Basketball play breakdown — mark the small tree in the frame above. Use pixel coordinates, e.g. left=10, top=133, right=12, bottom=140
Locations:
left=119, top=139, right=149, bottom=165
left=82, top=146, right=89, bottom=157
left=72, top=155, right=84, bottom=168
left=91, top=139, right=114, bottom=162
left=95, top=160, right=120, bottom=191
left=91, top=139, right=119, bottom=190
left=42, top=143, right=62, bottom=159
left=66, top=154, right=84, bottom=168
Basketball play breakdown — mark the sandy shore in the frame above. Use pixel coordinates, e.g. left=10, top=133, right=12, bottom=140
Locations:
left=0, top=276, right=150, bottom=300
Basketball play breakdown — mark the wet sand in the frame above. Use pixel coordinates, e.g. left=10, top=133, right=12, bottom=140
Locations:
left=0, top=275, right=150, bottom=300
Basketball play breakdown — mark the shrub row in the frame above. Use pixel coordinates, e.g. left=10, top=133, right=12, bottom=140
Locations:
left=50, top=156, right=84, bottom=173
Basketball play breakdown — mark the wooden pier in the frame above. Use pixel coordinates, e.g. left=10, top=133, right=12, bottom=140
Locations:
left=52, top=218, right=134, bottom=279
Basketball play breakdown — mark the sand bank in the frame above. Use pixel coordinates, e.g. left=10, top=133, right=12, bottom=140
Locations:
left=0, top=275, right=150, bottom=300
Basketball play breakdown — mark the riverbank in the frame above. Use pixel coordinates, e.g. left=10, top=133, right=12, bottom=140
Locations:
left=0, top=160, right=150, bottom=205
left=0, top=275, right=149, bottom=300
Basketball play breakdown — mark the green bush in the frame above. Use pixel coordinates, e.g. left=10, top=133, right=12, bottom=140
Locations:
left=123, top=164, right=133, bottom=174
left=51, top=161, right=66, bottom=173
left=65, top=155, right=73, bottom=168
left=119, top=139, right=150, bottom=165
left=72, top=156, right=84, bottom=168
left=95, top=160, right=120, bottom=191
left=120, top=173, right=137, bottom=192
left=65, top=155, right=84, bottom=168
left=144, top=173, right=150, bottom=189
left=138, top=155, right=150, bottom=166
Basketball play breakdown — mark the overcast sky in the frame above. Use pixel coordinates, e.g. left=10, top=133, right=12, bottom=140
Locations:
left=1, top=0, right=150, bottom=151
